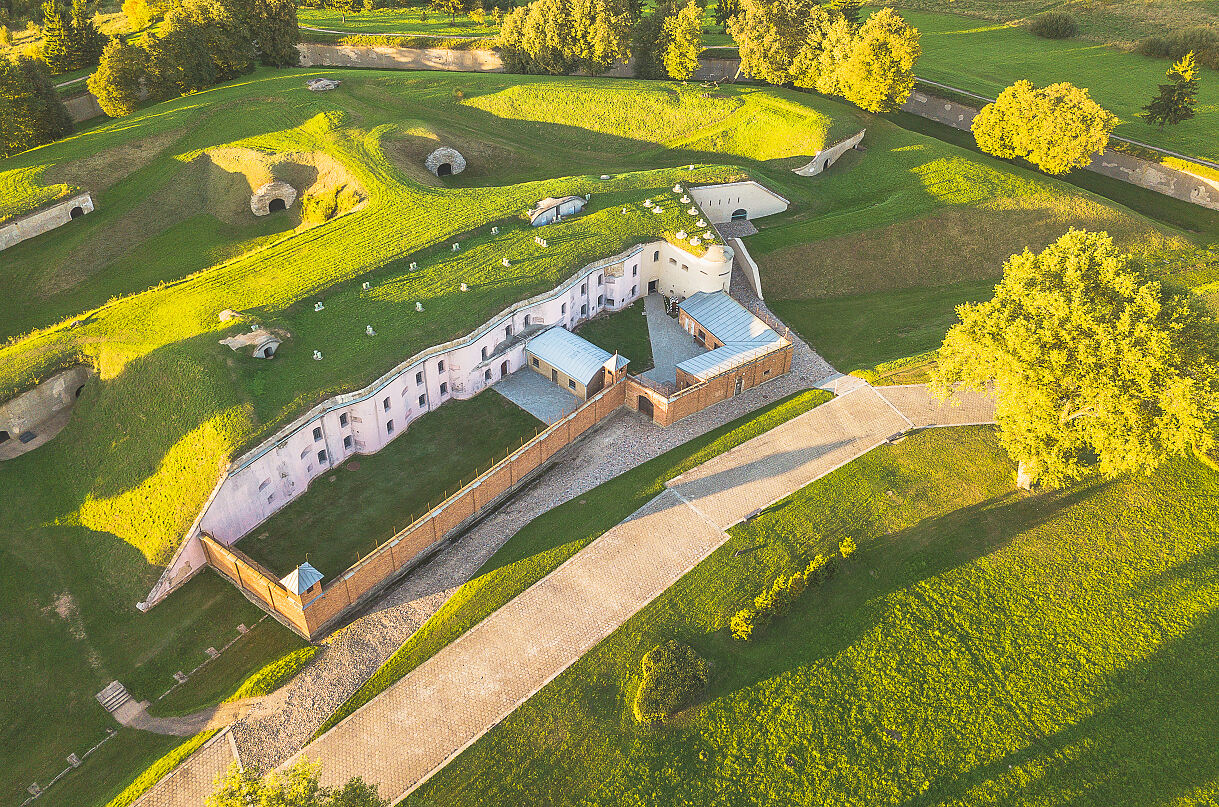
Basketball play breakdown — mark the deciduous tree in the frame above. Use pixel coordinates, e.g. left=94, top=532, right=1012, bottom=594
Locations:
left=713, top=0, right=739, bottom=31
left=88, top=35, right=145, bottom=116
left=1142, top=50, right=1198, bottom=130
left=161, top=0, right=254, bottom=81
left=933, top=229, right=1219, bottom=488
left=972, top=80, right=1117, bottom=175
left=662, top=0, right=701, bottom=79
left=207, top=760, right=386, bottom=807
left=728, top=0, right=820, bottom=85
left=0, top=54, right=72, bottom=155
left=828, top=0, right=859, bottom=27
left=835, top=6, right=919, bottom=112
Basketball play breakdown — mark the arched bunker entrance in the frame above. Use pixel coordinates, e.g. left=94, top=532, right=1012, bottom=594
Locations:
left=69, top=206, right=85, bottom=219
left=425, top=147, right=466, bottom=178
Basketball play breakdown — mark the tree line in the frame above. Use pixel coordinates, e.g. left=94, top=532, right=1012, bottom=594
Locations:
left=497, top=0, right=921, bottom=114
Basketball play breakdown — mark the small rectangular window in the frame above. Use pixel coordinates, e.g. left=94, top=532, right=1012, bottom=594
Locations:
left=383, top=397, right=390, bottom=412
left=418, top=394, right=426, bottom=408
left=481, top=346, right=489, bottom=360
left=581, top=303, right=588, bottom=316
left=597, top=274, right=603, bottom=286
left=580, top=282, right=587, bottom=294
left=343, top=435, right=353, bottom=449
left=440, top=382, right=448, bottom=395
left=532, top=357, right=540, bottom=368
left=437, top=360, right=445, bottom=372
left=300, top=448, right=309, bottom=460
left=653, top=250, right=659, bottom=261
left=631, top=285, right=637, bottom=296
left=561, top=303, right=567, bottom=315
left=258, top=479, right=270, bottom=492
left=317, top=449, right=327, bottom=464
left=568, top=379, right=576, bottom=390
left=598, top=295, right=605, bottom=305
left=669, top=258, right=677, bottom=265
left=267, top=494, right=275, bottom=504
left=416, top=371, right=423, bottom=385
left=505, top=325, right=512, bottom=337
left=387, top=420, right=395, bottom=435
left=312, top=426, right=322, bottom=441
left=339, top=413, right=349, bottom=427
left=484, top=369, right=492, bottom=381
left=682, top=264, right=689, bottom=272
left=632, top=265, right=638, bottom=276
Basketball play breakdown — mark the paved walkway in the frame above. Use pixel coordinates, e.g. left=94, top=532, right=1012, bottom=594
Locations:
left=491, top=368, right=580, bottom=424
left=640, top=293, right=705, bottom=386
left=132, top=730, right=240, bottom=807
left=291, top=383, right=994, bottom=801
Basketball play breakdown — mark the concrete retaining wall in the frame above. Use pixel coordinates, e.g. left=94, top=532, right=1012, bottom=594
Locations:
left=297, top=42, right=506, bottom=72
left=0, top=191, right=94, bottom=251
left=793, top=128, right=866, bottom=176
left=902, top=90, right=1219, bottom=211
left=63, top=91, right=104, bottom=123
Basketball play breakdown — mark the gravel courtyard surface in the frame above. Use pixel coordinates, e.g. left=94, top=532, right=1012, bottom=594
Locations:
left=221, top=270, right=835, bottom=773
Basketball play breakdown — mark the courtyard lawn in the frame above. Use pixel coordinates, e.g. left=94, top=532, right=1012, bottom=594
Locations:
left=239, top=392, right=540, bottom=580
left=575, top=298, right=655, bottom=372
left=298, top=7, right=499, bottom=37
left=316, top=388, right=832, bottom=735
left=408, top=426, right=1219, bottom=806
left=895, top=9, right=1219, bottom=163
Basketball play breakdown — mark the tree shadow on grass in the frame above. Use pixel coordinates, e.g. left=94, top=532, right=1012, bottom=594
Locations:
left=897, top=600, right=1219, bottom=807
left=705, top=480, right=1114, bottom=702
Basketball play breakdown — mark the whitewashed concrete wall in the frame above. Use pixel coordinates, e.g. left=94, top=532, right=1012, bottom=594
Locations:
left=0, top=192, right=94, bottom=251
left=0, top=365, right=92, bottom=439
left=142, top=234, right=734, bottom=608
left=793, top=129, right=866, bottom=176
left=689, top=180, right=789, bottom=224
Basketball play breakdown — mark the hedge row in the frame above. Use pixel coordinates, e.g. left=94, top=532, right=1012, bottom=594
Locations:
left=730, top=537, right=856, bottom=641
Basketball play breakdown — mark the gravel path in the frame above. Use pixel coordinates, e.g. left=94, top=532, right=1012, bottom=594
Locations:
left=228, top=269, right=835, bottom=772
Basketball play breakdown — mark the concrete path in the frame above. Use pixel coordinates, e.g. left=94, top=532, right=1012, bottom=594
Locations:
left=131, top=730, right=240, bottom=807
left=491, top=368, right=579, bottom=424
left=640, top=293, right=705, bottom=387
left=290, top=383, right=993, bottom=801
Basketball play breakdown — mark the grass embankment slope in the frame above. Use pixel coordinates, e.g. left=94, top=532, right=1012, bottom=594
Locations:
left=0, top=70, right=848, bottom=805
left=410, top=426, right=1219, bottom=806
left=900, top=9, right=1219, bottom=164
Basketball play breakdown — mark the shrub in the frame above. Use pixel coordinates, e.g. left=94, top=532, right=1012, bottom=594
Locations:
left=1137, top=36, right=1171, bottom=59
left=730, top=609, right=754, bottom=640
left=632, top=641, right=710, bottom=724
left=1027, top=11, right=1077, bottom=40
left=0, top=25, right=11, bottom=46
left=839, top=536, right=856, bottom=558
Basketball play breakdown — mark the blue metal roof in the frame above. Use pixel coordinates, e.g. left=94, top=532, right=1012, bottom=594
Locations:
left=680, top=291, right=780, bottom=346
left=280, top=562, right=324, bottom=594
left=526, top=326, right=625, bottom=386
left=677, top=343, right=773, bottom=381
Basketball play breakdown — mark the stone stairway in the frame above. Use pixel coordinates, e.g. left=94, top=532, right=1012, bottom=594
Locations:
left=95, top=681, right=133, bottom=715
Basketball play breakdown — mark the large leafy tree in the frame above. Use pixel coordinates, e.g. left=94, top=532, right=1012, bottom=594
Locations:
left=714, top=0, right=739, bottom=31
left=499, top=0, right=629, bottom=75
left=229, top=0, right=300, bottom=65
left=0, top=54, right=72, bottom=156
left=662, top=0, right=702, bottom=79
left=208, top=760, right=386, bottom=807
left=161, top=0, right=254, bottom=81
left=835, top=7, right=919, bottom=112
left=972, top=79, right=1117, bottom=175
left=88, top=36, right=145, bottom=116
left=728, top=0, right=821, bottom=85
left=934, top=229, right=1219, bottom=488
left=1142, top=51, right=1198, bottom=130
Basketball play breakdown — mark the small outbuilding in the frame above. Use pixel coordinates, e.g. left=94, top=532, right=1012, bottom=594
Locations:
left=250, top=182, right=297, bottom=216
left=528, top=195, right=586, bottom=227
left=425, top=147, right=466, bottom=178
left=280, top=562, right=324, bottom=600
left=525, top=326, right=628, bottom=400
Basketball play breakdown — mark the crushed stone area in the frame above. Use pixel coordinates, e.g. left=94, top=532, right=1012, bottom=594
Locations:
left=230, top=268, right=835, bottom=772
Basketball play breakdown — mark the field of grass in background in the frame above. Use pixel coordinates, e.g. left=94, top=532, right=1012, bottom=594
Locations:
left=410, top=426, right=1219, bottom=806
left=899, top=9, right=1219, bottom=162
left=298, top=7, right=499, bottom=37
left=575, top=298, right=654, bottom=372
left=886, top=0, right=1219, bottom=43
left=240, top=392, right=541, bottom=579
left=316, top=389, right=832, bottom=736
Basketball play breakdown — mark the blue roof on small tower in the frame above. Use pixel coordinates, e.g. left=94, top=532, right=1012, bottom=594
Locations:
left=280, top=562, right=324, bottom=594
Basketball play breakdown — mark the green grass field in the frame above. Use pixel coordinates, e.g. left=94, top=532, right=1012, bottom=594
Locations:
left=408, top=426, right=1219, bottom=806
left=3, top=63, right=1216, bottom=805
left=896, top=9, right=1219, bottom=163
